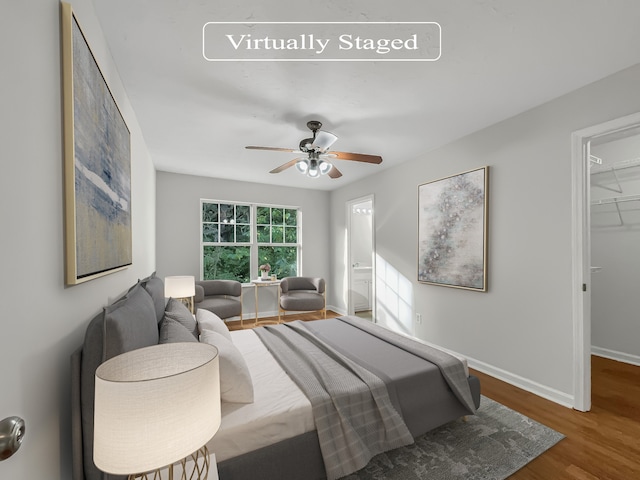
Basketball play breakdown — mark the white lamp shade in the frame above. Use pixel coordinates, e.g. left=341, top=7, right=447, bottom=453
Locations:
left=164, top=275, right=195, bottom=298
left=311, top=131, right=338, bottom=152
left=94, top=343, right=221, bottom=475
left=295, top=158, right=309, bottom=173
left=318, top=159, right=332, bottom=175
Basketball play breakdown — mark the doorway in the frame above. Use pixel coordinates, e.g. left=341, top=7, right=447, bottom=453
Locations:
left=347, top=195, right=375, bottom=321
left=571, top=111, right=640, bottom=412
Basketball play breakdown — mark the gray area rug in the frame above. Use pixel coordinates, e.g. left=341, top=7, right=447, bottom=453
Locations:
left=343, top=396, right=564, bottom=480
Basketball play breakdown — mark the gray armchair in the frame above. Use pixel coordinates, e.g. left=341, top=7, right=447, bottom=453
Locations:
left=278, top=277, right=326, bottom=322
left=195, top=280, right=243, bottom=321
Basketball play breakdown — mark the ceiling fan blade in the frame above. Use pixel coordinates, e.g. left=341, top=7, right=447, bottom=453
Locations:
left=269, top=159, right=298, bottom=174
left=328, top=151, right=383, bottom=164
left=327, top=165, right=343, bottom=179
left=246, top=145, right=297, bottom=153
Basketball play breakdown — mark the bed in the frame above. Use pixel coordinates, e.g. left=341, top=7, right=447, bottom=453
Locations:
left=71, top=273, right=480, bottom=480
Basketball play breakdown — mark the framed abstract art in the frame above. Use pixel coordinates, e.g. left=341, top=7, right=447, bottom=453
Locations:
left=62, top=3, right=132, bottom=285
left=418, top=166, right=489, bottom=291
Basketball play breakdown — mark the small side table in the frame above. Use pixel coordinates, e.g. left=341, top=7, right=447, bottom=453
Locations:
left=251, top=279, right=281, bottom=326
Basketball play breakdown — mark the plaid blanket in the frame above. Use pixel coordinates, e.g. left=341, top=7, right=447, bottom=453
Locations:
left=254, top=321, right=413, bottom=480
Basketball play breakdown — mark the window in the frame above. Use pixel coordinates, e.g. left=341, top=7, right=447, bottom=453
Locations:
left=201, top=200, right=300, bottom=282
left=256, top=206, right=299, bottom=279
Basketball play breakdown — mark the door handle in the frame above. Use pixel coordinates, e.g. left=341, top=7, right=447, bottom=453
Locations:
left=0, top=416, right=25, bottom=461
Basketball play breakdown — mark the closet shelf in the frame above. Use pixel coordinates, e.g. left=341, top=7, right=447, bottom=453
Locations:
left=591, top=193, right=640, bottom=226
left=590, top=157, right=640, bottom=175
left=591, top=193, right=640, bottom=206
left=590, top=156, right=640, bottom=214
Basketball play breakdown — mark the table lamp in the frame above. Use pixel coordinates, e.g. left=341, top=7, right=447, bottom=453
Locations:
left=165, top=275, right=196, bottom=313
left=93, top=342, right=221, bottom=480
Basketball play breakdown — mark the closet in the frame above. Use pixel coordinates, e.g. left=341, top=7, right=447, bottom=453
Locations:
left=589, top=132, right=640, bottom=364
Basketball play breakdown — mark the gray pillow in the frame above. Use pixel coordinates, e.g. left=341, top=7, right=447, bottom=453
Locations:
left=164, top=297, right=198, bottom=338
left=159, top=317, right=199, bottom=344
left=139, top=272, right=166, bottom=323
left=103, top=282, right=159, bottom=359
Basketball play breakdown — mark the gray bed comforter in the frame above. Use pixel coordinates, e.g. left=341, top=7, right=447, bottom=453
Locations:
left=336, top=315, right=477, bottom=414
left=254, top=321, right=414, bottom=480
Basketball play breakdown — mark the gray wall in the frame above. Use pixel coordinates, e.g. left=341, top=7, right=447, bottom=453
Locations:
left=155, top=172, right=331, bottom=316
left=0, top=1, right=156, bottom=479
left=330, top=63, right=640, bottom=406
left=591, top=135, right=640, bottom=362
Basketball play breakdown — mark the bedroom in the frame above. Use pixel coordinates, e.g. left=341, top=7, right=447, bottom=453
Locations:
left=1, top=0, right=640, bottom=479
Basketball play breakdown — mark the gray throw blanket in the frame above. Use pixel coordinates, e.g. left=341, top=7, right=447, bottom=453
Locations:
left=254, top=321, right=414, bottom=480
left=338, top=315, right=477, bottom=414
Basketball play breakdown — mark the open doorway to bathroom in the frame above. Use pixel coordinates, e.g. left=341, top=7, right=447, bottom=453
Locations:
left=347, top=195, right=375, bottom=321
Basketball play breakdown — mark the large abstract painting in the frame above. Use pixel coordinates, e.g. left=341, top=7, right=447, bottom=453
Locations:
left=62, top=3, right=132, bottom=285
left=418, top=167, right=488, bottom=291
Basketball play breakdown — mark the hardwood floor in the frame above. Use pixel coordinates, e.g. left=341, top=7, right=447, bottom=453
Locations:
left=471, top=356, right=640, bottom=479
left=225, top=310, right=339, bottom=331
left=228, top=313, right=640, bottom=478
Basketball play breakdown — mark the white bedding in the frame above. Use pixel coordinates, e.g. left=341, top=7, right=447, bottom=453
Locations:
left=206, top=329, right=314, bottom=462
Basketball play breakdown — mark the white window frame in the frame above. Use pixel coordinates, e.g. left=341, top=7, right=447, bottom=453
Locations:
left=200, top=199, right=301, bottom=283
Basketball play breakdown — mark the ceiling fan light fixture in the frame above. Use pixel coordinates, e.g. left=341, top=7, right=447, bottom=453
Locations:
left=247, top=119, right=382, bottom=180
left=318, top=159, right=333, bottom=175
left=295, top=158, right=309, bottom=174
left=311, top=131, right=338, bottom=152
left=307, top=159, right=320, bottom=178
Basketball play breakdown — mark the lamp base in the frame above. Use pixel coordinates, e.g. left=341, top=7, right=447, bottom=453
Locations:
left=176, top=296, right=194, bottom=314
left=128, top=446, right=211, bottom=480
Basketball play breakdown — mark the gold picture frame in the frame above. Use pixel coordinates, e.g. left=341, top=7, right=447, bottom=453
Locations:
left=418, top=166, right=489, bottom=291
left=62, top=3, right=132, bottom=285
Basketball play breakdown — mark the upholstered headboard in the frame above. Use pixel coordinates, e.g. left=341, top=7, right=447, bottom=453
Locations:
left=71, top=273, right=165, bottom=480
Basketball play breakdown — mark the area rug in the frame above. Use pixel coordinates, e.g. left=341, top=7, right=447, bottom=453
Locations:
left=343, top=396, right=564, bottom=480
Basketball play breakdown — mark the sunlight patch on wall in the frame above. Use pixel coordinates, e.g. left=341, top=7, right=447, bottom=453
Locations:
left=375, top=254, right=413, bottom=335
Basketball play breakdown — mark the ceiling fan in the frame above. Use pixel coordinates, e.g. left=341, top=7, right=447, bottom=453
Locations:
left=245, top=120, right=383, bottom=179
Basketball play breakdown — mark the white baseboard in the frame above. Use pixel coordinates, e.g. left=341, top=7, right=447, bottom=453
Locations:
left=240, top=306, right=346, bottom=322
left=592, top=346, right=640, bottom=367
left=367, top=328, right=576, bottom=409
left=465, top=356, right=574, bottom=408
left=239, top=310, right=278, bottom=321
left=327, top=304, right=347, bottom=316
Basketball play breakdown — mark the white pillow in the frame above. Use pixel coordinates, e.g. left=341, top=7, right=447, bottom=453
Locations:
left=196, top=309, right=232, bottom=341
left=200, top=330, right=254, bottom=404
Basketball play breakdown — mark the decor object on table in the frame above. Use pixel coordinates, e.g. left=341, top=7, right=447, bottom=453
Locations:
left=164, top=275, right=196, bottom=313
left=93, top=342, right=221, bottom=480
left=418, top=166, right=489, bottom=291
left=278, top=276, right=326, bottom=322
left=61, top=2, right=132, bottom=285
left=195, top=280, right=243, bottom=320
left=246, top=120, right=383, bottom=179
left=259, top=263, right=271, bottom=280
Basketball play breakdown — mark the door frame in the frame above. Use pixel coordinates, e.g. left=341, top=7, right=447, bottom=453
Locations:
left=571, top=111, right=640, bottom=412
left=346, top=194, right=376, bottom=319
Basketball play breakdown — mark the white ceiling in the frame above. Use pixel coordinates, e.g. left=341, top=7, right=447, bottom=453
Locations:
left=91, top=0, right=640, bottom=191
